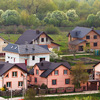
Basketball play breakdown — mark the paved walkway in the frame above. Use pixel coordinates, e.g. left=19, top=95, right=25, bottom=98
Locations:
left=0, top=90, right=99, bottom=100
left=60, top=53, right=92, bottom=57
left=36, top=90, right=99, bottom=97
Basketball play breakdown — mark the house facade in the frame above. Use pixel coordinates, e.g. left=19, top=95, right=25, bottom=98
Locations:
left=0, top=62, right=28, bottom=90
left=15, top=30, right=60, bottom=51
left=0, top=37, right=8, bottom=60
left=68, top=27, right=100, bottom=52
left=3, top=43, right=50, bottom=66
left=29, top=61, right=74, bottom=88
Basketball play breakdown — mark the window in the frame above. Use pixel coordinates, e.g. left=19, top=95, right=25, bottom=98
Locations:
left=94, top=42, right=97, bottom=47
left=86, top=36, right=90, bottom=39
left=94, top=35, right=97, bottom=39
left=64, top=70, right=67, bottom=75
left=32, top=56, right=35, bottom=60
left=8, top=56, right=10, bottom=59
left=36, top=70, right=39, bottom=75
left=52, top=80, right=57, bottom=85
left=18, top=81, right=23, bottom=87
left=7, top=82, right=11, bottom=87
left=54, top=70, right=58, bottom=75
left=40, top=58, right=45, bottom=62
left=35, top=78, right=37, bottom=83
left=65, top=79, right=70, bottom=84
left=46, top=37, right=48, bottom=42
left=41, top=38, right=44, bottom=42
left=12, top=72, right=17, bottom=77
left=86, top=43, right=90, bottom=47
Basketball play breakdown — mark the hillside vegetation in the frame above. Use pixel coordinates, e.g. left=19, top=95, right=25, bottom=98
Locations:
left=0, top=0, right=100, bottom=28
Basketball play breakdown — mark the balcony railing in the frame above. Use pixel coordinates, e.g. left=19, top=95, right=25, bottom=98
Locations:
left=0, top=53, right=5, bottom=57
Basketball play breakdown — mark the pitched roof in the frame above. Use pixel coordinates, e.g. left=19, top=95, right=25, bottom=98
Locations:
left=29, top=69, right=34, bottom=75
left=0, top=61, right=28, bottom=76
left=69, top=39, right=86, bottom=45
left=0, top=36, right=9, bottom=43
left=68, top=26, right=92, bottom=38
left=35, top=61, right=71, bottom=78
left=3, top=43, right=50, bottom=55
left=95, top=30, right=100, bottom=35
left=15, top=30, right=53, bottom=45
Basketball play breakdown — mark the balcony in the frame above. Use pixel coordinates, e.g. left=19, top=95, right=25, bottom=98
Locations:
left=0, top=53, right=5, bottom=57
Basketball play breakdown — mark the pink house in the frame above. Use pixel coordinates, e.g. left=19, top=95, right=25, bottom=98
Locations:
left=0, top=61, right=28, bottom=90
left=29, top=61, right=74, bottom=88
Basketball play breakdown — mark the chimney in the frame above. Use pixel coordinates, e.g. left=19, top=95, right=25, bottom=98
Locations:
left=25, top=41, right=28, bottom=50
left=32, top=45, right=35, bottom=50
left=36, top=30, right=40, bottom=34
left=41, top=63, right=43, bottom=66
left=91, top=27, right=94, bottom=30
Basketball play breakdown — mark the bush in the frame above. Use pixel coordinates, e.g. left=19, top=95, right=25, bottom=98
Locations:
left=40, top=83, right=48, bottom=89
left=17, top=27, right=24, bottom=34
left=45, top=25, right=60, bottom=34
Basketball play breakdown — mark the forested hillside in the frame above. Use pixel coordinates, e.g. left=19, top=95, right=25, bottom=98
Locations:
left=0, top=0, right=100, bottom=27
left=0, top=0, right=100, bottom=35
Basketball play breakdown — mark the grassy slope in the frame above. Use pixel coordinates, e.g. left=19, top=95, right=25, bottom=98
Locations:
left=43, top=93, right=100, bottom=100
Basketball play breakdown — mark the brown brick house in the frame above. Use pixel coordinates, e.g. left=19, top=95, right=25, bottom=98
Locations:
left=67, top=26, right=100, bottom=52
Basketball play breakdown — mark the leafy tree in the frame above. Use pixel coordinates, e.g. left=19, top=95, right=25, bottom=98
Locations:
left=87, top=14, right=98, bottom=27
left=1, top=10, right=20, bottom=25
left=67, top=9, right=79, bottom=22
left=44, top=10, right=68, bottom=26
left=45, top=25, right=60, bottom=34
left=71, top=62, right=89, bottom=88
left=0, top=10, right=4, bottom=16
left=28, top=14, right=40, bottom=26
left=24, top=88, right=42, bottom=100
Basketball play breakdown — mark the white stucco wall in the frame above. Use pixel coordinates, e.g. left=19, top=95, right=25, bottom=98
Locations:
left=5, top=52, right=50, bottom=67
left=5, top=52, right=19, bottom=63
left=28, top=54, right=50, bottom=66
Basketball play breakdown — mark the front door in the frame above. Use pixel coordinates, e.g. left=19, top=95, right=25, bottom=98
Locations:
left=25, top=59, right=27, bottom=65
left=87, top=82, right=97, bottom=90
left=78, top=46, right=83, bottom=51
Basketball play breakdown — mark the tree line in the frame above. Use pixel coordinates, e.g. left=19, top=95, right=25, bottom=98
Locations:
left=0, top=0, right=100, bottom=27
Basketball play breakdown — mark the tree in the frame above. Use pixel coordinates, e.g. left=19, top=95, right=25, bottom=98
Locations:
left=1, top=10, right=20, bottom=25
left=44, top=10, right=68, bottom=26
left=87, top=14, right=98, bottom=27
left=66, top=9, right=79, bottom=22
left=24, top=88, right=43, bottom=100
left=71, top=62, right=89, bottom=88
left=69, top=44, right=77, bottom=59
left=0, top=10, right=4, bottom=17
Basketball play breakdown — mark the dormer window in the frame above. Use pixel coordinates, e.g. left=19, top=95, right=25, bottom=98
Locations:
left=86, top=35, right=90, bottom=39
left=41, top=38, right=44, bottom=42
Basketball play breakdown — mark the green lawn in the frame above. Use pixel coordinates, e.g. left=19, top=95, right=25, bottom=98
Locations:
left=63, top=55, right=100, bottom=60
left=43, top=93, right=100, bottom=100
left=0, top=32, right=68, bottom=52
left=0, top=33, right=21, bottom=43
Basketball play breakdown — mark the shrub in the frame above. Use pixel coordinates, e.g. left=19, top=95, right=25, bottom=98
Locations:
left=17, top=27, right=24, bottom=34
left=40, top=83, right=47, bottom=89
left=45, top=25, right=60, bottom=34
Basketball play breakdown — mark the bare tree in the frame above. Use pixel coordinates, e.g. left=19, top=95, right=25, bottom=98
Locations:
left=69, top=44, right=77, bottom=59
